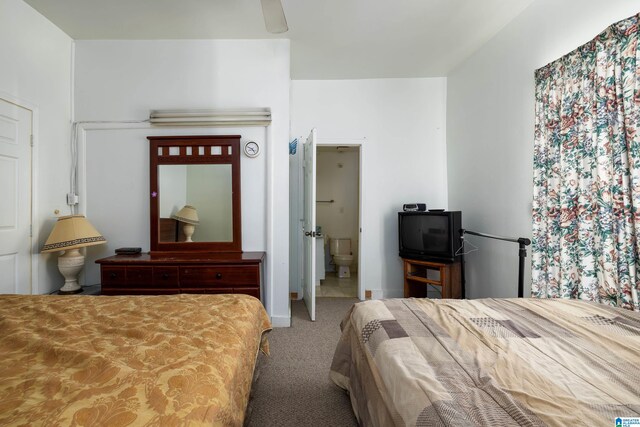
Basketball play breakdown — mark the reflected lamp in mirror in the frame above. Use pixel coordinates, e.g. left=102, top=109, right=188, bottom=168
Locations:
left=172, top=205, right=199, bottom=242
left=41, top=215, right=107, bottom=294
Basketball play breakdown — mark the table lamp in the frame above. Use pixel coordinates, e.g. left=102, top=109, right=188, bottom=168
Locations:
left=172, top=205, right=199, bottom=242
left=42, top=215, right=107, bottom=294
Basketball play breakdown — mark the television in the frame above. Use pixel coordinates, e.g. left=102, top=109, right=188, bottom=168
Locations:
left=398, top=211, right=462, bottom=262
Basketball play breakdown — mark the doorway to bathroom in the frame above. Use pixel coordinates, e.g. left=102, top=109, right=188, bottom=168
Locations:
left=315, top=143, right=361, bottom=300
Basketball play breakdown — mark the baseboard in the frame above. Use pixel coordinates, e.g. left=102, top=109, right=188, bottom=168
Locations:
left=270, top=315, right=291, bottom=328
left=369, top=289, right=384, bottom=300
left=365, top=289, right=402, bottom=300
left=290, top=292, right=298, bottom=300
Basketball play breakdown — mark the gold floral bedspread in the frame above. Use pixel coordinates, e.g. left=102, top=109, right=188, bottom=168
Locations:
left=0, top=293, right=271, bottom=426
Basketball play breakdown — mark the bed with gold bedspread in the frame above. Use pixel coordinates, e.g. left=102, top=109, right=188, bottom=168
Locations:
left=330, top=298, right=640, bottom=426
left=0, top=293, right=271, bottom=426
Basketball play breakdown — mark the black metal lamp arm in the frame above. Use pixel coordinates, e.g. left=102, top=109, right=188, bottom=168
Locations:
left=459, top=229, right=531, bottom=298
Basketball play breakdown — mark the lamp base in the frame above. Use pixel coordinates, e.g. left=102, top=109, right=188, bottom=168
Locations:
left=183, top=223, right=195, bottom=242
left=57, top=249, right=85, bottom=294
left=58, top=287, right=83, bottom=295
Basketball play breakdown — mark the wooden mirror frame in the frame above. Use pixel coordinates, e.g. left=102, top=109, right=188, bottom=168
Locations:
left=149, top=135, right=242, bottom=253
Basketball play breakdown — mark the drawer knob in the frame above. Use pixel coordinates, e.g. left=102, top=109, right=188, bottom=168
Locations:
left=216, top=273, right=222, bottom=279
left=163, top=273, right=169, bottom=279
left=110, top=272, right=117, bottom=279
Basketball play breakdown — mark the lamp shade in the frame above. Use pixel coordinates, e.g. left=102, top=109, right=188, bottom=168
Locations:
left=172, top=205, right=199, bottom=225
left=42, top=215, right=106, bottom=253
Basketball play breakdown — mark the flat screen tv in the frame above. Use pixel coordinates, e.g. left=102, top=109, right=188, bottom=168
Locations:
left=398, top=211, right=462, bottom=262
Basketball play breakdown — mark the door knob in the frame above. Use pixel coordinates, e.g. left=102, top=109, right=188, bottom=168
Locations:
left=304, top=231, right=316, bottom=237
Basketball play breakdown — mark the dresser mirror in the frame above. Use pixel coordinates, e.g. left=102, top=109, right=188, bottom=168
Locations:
left=149, top=135, right=241, bottom=252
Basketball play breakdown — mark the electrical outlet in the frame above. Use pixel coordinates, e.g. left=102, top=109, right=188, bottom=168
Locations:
left=67, top=193, right=79, bottom=205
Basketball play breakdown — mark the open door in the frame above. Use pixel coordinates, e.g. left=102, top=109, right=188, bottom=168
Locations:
left=302, top=129, right=317, bottom=321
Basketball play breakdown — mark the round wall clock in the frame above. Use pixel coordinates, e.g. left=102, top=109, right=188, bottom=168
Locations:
left=243, top=141, right=260, bottom=158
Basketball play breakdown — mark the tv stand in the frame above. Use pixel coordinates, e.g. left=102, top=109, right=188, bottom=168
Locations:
left=402, top=258, right=462, bottom=299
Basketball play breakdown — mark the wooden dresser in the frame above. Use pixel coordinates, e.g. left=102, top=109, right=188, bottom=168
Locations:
left=96, top=252, right=265, bottom=301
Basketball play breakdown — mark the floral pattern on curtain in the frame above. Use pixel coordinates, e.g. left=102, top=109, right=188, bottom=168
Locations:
left=532, top=14, right=640, bottom=311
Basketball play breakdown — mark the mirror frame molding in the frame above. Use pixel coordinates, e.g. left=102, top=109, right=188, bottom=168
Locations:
left=149, top=135, right=242, bottom=253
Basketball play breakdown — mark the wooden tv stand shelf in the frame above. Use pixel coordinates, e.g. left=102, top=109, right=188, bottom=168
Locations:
left=402, top=258, right=462, bottom=299
left=96, top=252, right=265, bottom=301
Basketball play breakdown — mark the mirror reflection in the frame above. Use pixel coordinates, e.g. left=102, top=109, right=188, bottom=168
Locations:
left=158, top=164, right=233, bottom=243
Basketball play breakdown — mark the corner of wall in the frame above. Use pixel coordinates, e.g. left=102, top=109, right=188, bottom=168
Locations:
left=270, top=315, right=291, bottom=327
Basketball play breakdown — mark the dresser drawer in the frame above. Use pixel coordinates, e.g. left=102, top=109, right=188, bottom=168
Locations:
left=96, top=252, right=264, bottom=302
left=102, top=288, right=178, bottom=296
left=153, top=266, right=179, bottom=286
left=101, top=266, right=126, bottom=286
left=102, top=266, right=154, bottom=288
left=180, top=265, right=259, bottom=287
left=126, top=266, right=153, bottom=286
left=180, top=287, right=259, bottom=299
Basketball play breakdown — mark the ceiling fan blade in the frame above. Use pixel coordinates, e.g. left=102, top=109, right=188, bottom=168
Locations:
left=260, top=0, right=288, bottom=34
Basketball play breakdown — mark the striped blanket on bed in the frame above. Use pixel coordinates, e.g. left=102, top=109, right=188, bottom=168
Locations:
left=330, top=298, right=640, bottom=426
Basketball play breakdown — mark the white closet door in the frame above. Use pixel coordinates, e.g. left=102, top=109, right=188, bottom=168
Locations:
left=0, top=98, right=32, bottom=294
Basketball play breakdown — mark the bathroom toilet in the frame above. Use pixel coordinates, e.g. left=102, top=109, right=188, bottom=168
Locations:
left=330, top=238, right=354, bottom=278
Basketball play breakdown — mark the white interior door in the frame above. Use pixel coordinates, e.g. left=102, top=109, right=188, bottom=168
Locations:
left=303, top=128, right=317, bottom=320
left=0, top=98, right=32, bottom=294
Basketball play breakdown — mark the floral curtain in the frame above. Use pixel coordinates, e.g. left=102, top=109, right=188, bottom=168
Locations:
left=532, top=14, right=640, bottom=311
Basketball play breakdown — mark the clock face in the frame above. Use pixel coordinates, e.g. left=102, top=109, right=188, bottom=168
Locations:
left=243, top=141, right=260, bottom=158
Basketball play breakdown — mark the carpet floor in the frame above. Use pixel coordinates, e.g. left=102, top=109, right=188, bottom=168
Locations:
left=246, top=297, right=359, bottom=427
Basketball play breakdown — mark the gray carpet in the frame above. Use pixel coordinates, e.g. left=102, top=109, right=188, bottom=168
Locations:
left=246, top=298, right=359, bottom=427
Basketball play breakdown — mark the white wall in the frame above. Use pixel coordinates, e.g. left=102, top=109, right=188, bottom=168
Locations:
left=159, top=165, right=187, bottom=218
left=446, top=0, right=640, bottom=298
left=0, top=0, right=74, bottom=294
left=74, top=40, right=291, bottom=325
left=186, top=164, right=233, bottom=242
left=317, top=149, right=359, bottom=273
left=291, top=78, right=448, bottom=298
